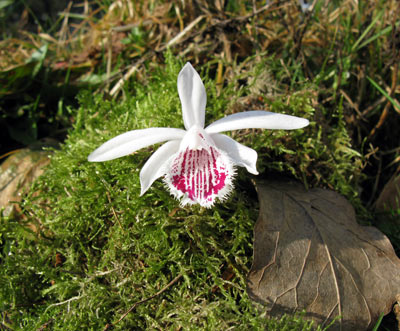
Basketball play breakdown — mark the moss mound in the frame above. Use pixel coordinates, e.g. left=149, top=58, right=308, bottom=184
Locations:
left=0, top=53, right=360, bottom=330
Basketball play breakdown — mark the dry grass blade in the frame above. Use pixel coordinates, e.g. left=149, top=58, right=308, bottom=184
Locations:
left=103, top=274, right=183, bottom=330
left=109, top=58, right=145, bottom=97
left=164, top=15, right=205, bottom=49
left=368, top=61, right=399, bottom=138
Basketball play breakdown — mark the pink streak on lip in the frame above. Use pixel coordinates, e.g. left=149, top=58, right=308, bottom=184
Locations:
left=171, top=147, right=228, bottom=203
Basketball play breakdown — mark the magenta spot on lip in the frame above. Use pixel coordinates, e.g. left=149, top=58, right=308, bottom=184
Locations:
left=170, top=147, right=229, bottom=203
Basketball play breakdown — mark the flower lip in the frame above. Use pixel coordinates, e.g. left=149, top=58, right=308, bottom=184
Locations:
left=164, top=142, right=234, bottom=207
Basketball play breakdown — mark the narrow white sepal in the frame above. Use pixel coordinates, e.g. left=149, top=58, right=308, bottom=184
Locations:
left=212, top=133, right=259, bottom=175
left=205, top=111, right=309, bottom=134
left=88, top=128, right=185, bottom=162
left=140, top=140, right=180, bottom=196
left=177, top=62, right=207, bottom=130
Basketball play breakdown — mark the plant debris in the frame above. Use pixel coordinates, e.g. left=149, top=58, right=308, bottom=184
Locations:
left=248, top=178, right=400, bottom=330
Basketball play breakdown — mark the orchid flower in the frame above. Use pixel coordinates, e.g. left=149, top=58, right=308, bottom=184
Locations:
left=88, top=63, right=309, bottom=207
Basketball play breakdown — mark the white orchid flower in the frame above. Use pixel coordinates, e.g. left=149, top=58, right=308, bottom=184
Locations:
left=88, top=63, right=309, bottom=207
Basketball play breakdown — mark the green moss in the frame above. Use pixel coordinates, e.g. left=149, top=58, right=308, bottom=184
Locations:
left=0, top=53, right=361, bottom=330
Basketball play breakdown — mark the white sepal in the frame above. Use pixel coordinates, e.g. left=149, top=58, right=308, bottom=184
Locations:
left=205, top=111, right=309, bottom=134
left=177, top=62, right=207, bottom=130
left=88, top=128, right=185, bottom=162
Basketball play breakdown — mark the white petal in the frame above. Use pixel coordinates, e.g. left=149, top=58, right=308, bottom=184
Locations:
left=88, top=128, right=185, bottom=162
left=178, top=62, right=207, bottom=129
left=140, top=140, right=180, bottom=195
left=211, top=133, right=259, bottom=175
left=205, top=111, right=309, bottom=134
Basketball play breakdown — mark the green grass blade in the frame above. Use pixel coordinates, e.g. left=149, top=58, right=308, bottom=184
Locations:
left=367, top=76, right=400, bottom=113
left=357, top=20, right=400, bottom=51
left=351, top=9, right=384, bottom=53
left=372, top=312, right=384, bottom=331
left=0, top=0, right=13, bottom=10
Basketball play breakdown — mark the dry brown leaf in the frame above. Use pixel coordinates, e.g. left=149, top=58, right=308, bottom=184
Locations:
left=0, top=148, right=50, bottom=220
left=247, top=179, right=400, bottom=330
left=375, top=170, right=400, bottom=212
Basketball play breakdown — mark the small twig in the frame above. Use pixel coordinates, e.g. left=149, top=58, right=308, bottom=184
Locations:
left=109, top=58, right=146, bottom=97
left=340, top=89, right=366, bottom=121
left=368, top=61, right=399, bottom=138
left=106, top=32, right=113, bottom=92
left=37, top=318, right=54, bottom=331
left=44, top=295, right=84, bottom=313
left=367, top=153, right=382, bottom=207
left=57, top=1, right=73, bottom=53
left=164, top=15, right=205, bottom=50
left=361, top=95, right=386, bottom=116
left=103, top=274, right=183, bottom=330
left=111, top=20, right=153, bottom=32
left=293, top=6, right=314, bottom=59
left=106, top=191, right=124, bottom=230
left=0, top=148, right=23, bottom=160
